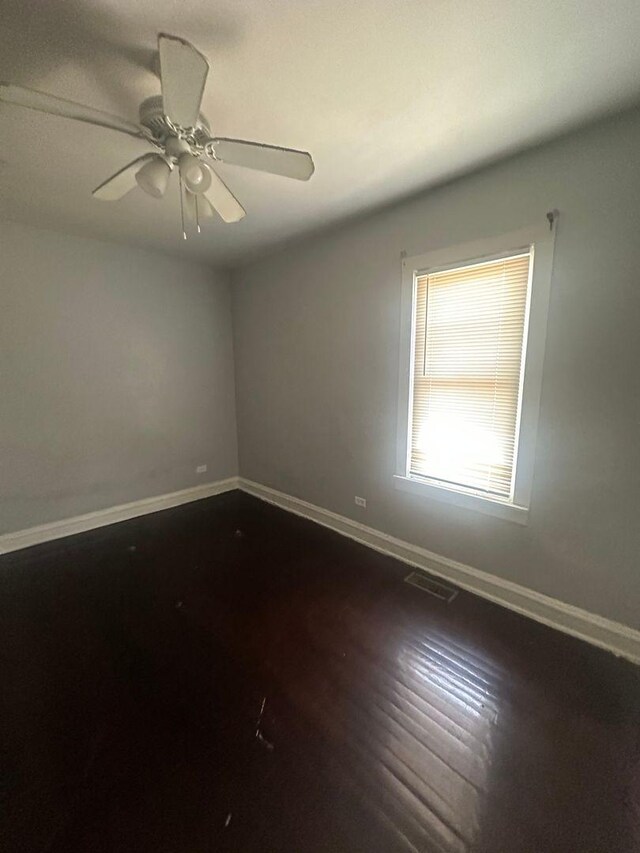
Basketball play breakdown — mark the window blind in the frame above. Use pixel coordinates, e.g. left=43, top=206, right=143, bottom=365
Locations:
left=410, top=252, right=531, bottom=498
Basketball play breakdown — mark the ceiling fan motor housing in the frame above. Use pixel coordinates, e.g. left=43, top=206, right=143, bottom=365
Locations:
left=139, top=95, right=211, bottom=148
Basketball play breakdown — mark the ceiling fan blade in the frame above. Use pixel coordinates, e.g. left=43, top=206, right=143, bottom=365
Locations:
left=203, top=168, right=246, bottom=223
left=209, top=138, right=315, bottom=181
left=198, top=196, right=216, bottom=219
left=158, top=34, right=209, bottom=128
left=0, top=82, right=146, bottom=138
left=183, top=190, right=215, bottom=223
left=92, top=155, right=156, bottom=201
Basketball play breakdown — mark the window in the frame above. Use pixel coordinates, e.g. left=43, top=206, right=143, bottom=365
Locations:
left=411, top=251, right=530, bottom=497
left=395, top=224, right=556, bottom=523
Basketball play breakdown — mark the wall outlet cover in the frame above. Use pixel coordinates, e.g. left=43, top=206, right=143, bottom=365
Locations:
left=196, top=465, right=207, bottom=474
left=354, top=496, right=367, bottom=508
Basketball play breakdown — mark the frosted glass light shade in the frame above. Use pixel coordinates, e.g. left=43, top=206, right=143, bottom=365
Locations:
left=135, top=156, right=171, bottom=198
left=178, top=154, right=212, bottom=194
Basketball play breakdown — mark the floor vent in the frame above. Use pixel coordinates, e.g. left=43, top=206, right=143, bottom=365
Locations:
left=404, top=571, right=458, bottom=603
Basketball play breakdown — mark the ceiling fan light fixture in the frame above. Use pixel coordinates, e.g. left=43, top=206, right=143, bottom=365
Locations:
left=1, top=34, right=314, bottom=229
left=135, top=155, right=171, bottom=198
left=178, top=153, right=211, bottom=194
left=198, top=162, right=213, bottom=194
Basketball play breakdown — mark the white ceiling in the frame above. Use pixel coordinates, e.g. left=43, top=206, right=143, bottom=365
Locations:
left=1, top=0, right=640, bottom=267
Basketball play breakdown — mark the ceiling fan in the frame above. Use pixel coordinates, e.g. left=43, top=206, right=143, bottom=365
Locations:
left=0, top=33, right=315, bottom=235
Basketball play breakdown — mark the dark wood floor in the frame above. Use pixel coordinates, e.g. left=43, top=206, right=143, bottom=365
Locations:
left=2, top=490, right=639, bottom=852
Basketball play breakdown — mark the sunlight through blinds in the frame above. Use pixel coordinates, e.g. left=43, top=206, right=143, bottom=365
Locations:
left=410, top=252, right=531, bottom=497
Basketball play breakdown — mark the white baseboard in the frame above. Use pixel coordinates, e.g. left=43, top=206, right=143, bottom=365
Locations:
left=0, top=477, right=239, bottom=556
left=238, top=478, right=640, bottom=664
left=3, top=474, right=637, bottom=664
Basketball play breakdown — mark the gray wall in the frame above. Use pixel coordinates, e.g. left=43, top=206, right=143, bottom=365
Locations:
left=1, top=221, right=238, bottom=534
left=231, top=108, right=640, bottom=628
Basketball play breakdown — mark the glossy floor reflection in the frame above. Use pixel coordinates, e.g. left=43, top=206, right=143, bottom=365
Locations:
left=2, top=490, right=639, bottom=852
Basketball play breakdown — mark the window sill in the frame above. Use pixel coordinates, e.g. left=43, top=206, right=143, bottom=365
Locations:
left=393, top=475, right=529, bottom=525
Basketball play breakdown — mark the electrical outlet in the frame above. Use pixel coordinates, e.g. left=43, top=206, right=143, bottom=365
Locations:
left=196, top=464, right=207, bottom=474
left=354, top=496, right=367, bottom=508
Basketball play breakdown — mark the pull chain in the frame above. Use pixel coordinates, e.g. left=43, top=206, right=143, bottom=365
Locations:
left=179, top=180, right=187, bottom=240
left=195, top=194, right=201, bottom=233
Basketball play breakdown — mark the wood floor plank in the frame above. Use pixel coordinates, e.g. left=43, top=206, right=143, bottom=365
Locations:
left=2, top=490, right=639, bottom=852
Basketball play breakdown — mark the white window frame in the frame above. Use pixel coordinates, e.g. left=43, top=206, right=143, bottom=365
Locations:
left=394, top=223, right=556, bottom=525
